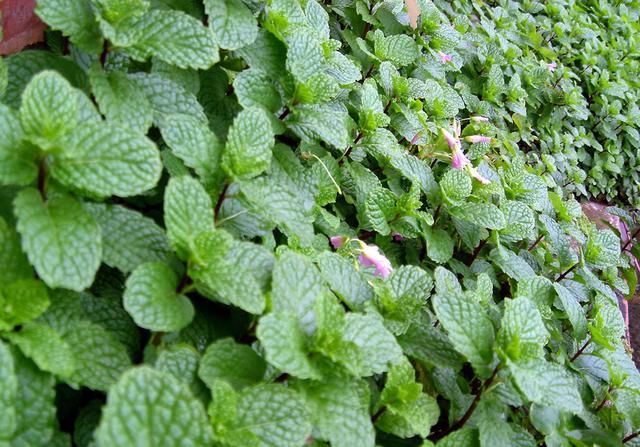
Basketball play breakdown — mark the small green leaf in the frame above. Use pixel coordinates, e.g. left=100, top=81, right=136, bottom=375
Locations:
left=123, top=262, right=194, bottom=332
left=0, top=279, right=49, bottom=331
left=0, top=103, right=38, bottom=186
left=424, top=228, right=454, bottom=264
left=433, top=292, right=495, bottom=378
left=96, top=367, right=212, bottom=447
left=0, top=341, right=17, bottom=442
left=35, top=0, right=102, bottom=52
left=204, top=0, right=259, bottom=50
left=199, top=338, right=267, bottom=391
left=449, top=202, right=506, bottom=230
left=497, top=297, right=548, bottom=361
left=222, top=107, right=274, bottom=180
left=14, top=189, right=102, bottom=291
left=0, top=217, right=32, bottom=284
left=50, top=121, right=162, bottom=198
left=164, top=176, right=214, bottom=259
left=19, top=71, right=77, bottom=150
left=4, top=322, right=75, bottom=378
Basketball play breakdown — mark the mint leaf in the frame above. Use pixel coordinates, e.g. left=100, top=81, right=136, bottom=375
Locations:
left=257, top=312, right=322, bottom=379
left=296, top=378, right=375, bottom=447
left=35, top=0, right=102, bottom=52
left=159, top=113, right=222, bottom=190
left=4, top=322, right=75, bottom=378
left=222, top=107, right=274, bottom=180
left=343, top=313, right=403, bottom=375
left=164, top=176, right=214, bottom=259
left=50, top=121, right=162, bottom=198
left=497, top=297, right=548, bottom=361
left=84, top=203, right=173, bottom=274
left=62, top=321, right=131, bottom=391
left=0, top=279, right=50, bottom=331
left=88, top=65, right=153, bottom=133
left=125, top=10, right=219, bottom=69
left=199, top=338, right=267, bottom=390
left=424, top=228, right=454, bottom=264
left=14, top=189, right=102, bottom=291
left=449, top=202, right=506, bottom=230
left=433, top=292, right=495, bottom=377
left=0, top=341, right=17, bottom=443
left=19, top=70, right=77, bottom=150
left=509, top=359, right=583, bottom=413
left=0, top=103, right=38, bottom=186
left=287, top=104, right=350, bottom=149
left=0, top=217, right=32, bottom=284
left=123, top=262, right=195, bottom=332
left=204, top=0, right=258, bottom=50
left=233, top=69, right=282, bottom=112
left=317, top=251, right=374, bottom=310
left=96, top=367, right=212, bottom=447
left=553, top=283, right=587, bottom=341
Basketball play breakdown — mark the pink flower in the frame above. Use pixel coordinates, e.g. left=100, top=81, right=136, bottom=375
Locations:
left=440, top=127, right=459, bottom=150
left=358, top=244, right=393, bottom=278
left=392, top=232, right=403, bottom=241
left=451, top=147, right=470, bottom=169
left=471, top=116, right=489, bottom=123
left=410, top=132, right=422, bottom=145
left=330, top=236, right=346, bottom=249
left=546, top=62, right=556, bottom=72
left=437, top=51, right=453, bottom=63
left=464, top=135, right=491, bottom=144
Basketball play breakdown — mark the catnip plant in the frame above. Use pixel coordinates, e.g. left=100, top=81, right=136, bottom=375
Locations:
left=0, top=0, right=638, bottom=446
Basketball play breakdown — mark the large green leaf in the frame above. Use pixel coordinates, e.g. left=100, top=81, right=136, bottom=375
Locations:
left=204, top=0, right=258, bottom=50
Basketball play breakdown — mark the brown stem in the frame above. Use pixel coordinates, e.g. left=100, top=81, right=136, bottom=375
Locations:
left=432, top=205, right=442, bottom=224
left=214, top=183, right=229, bottom=223
left=338, top=132, right=363, bottom=165
left=37, top=159, right=47, bottom=197
left=555, top=262, right=578, bottom=282
left=622, top=226, right=640, bottom=252
left=595, top=386, right=612, bottom=411
left=624, top=431, right=639, bottom=443
left=278, top=107, right=291, bottom=120
left=468, top=239, right=488, bottom=266
left=570, top=338, right=591, bottom=362
left=175, top=272, right=192, bottom=293
left=100, top=40, right=110, bottom=67
left=383, top=99, right=392, bottom=114
left=371, top=406, right=386, bottom=423
left=428, top=365, right=501, bottom=442
left=528, top=234, right=544, bottom=251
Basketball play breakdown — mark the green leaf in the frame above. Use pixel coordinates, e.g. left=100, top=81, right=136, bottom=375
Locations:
left=125, top=10, right=219, bottom=69
left=343, top=313, right=403, bottom=375
left=0, top=103, right=38, bottom=186
left=123, top=262, right=195, bottom=332
left=222, top=107, right=274, bottom=180
left=509, top=359, right=583, bottom=414
left=499, top=200, right=535, bottom=241
left=553, top=283, right=587, bottom=340
left=14, top=189, right=102, bottom=291
left=49, top=121, right=162, bottom=198
left=10, top=349, right=56, bottom=447
left=96, top=367, right=212, bottom=447
left=199, top=338, right=267, bottom=391
left=221, top=384, right=312, bottom=447
left=0, top=341, right=17, bottom=443
left=164, top=176, right=214, bottom=259
left=424, top=228, right=454, bottom=264
left=364, top=187, right=396, bottom=235
left=84, top=203, right=173, bottom=274
left=62, top=321, right=131, bottom=391
left=286, top=32, right=324, bottom=83
left=159, top=113, right=222, bottom=190
left=0, top=279, right=49, bottom=331
left=497, top=297, right=548, bottom=361
left=433, top=292, right=495, bottom=377
left=189, top=230, right=266, bottom=314
left=257, top=312, right=321, bottom=379
left=440, top=169, right=472, bottom=206
left=35, top=0, right=102, bottom=52
left=204, top=0, right=259, bottom=50
left=449, top=202, right=506, bottom=230
left=19, top=70, right=77, bottom=150
left=287, top=104, right=350, bottom=149
left=612, top=388, right=640, bottom=430
left=0, top=217, right=32, bottom=284
left=585, top=229, right=620, bottom=269
left=233, top=69, right=282, bottom=112
left=271, top=250, right=324, bottom=328
left=296, top=378, right=375, bottom=447
left=4, top=322, right=75, bottom=378
left=88, top=65, right=153, bottom=133
left=317, top=251, right=374, bottom=310
left=373, top=32, right=420, bottom=67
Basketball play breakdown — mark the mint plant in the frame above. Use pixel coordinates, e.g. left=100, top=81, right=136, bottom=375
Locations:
left=0, top=0, right=639, bottom=446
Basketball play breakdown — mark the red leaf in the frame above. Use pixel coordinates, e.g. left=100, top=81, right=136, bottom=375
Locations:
left=0, top=0, right=47, bottom=55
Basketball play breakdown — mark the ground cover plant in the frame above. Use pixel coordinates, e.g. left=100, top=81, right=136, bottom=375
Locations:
left=0, top=0, right=639, bottom=446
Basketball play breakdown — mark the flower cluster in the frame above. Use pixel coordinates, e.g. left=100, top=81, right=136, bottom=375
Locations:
left=440, top=119, right=491, bottom=184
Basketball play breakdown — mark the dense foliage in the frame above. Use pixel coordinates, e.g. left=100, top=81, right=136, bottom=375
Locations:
left=0, top=0, right=639, bottom=446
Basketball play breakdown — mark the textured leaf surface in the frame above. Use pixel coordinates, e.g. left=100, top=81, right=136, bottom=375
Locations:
left=199, top=338, right=266, bottom=390
left=0, top=279, right=49, bottom=331
left=0, top=103, right=38, bottom=186
left=96, top=367, right=212, bottom=447
left=35, top=0, right=102, bottom=52
left=124, top=262, right=194, bottom=332
left=0, top=341, right=17, bottom=442
left=205, top=0, right=258, bottom=50
left=14, top=189, right=101, bottom=291
left=50, top=122, right=162, bottom=198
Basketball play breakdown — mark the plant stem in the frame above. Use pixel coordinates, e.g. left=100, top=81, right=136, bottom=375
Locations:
left=622, top=226, right=640, bottom=252
left=214, top=183, right=229, bottom=223
left=338, top=132, right=363, bottom=165
left=278, top=107, right=291, bottom=120
left=595, top=386, right=612, bottom=411
left=570, top=338, right=591, bottom=362
left=428, top=365, right=501, bottom=442
left=468, top=239, right=488, bottom=266
left=555, top=262, right=578, bottom=282
left=371, top=406, right=386, bottom=423
left=37, top=159, right=47, bottom=197
left=623, top=431, right=639, bottom=443
left=528, top=234, right=544, bottom=251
